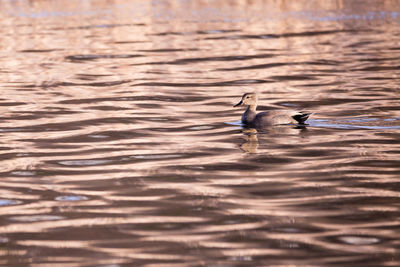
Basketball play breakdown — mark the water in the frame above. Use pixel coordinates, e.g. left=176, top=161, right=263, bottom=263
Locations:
left=1, top=0, right=400, bottom=266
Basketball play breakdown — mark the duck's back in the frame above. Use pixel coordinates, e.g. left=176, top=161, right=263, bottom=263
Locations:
left=254, top=110, right=302, bottom=127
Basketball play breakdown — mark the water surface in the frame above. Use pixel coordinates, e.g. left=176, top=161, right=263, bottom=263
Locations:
left=1, top=0, right=400, bottom=266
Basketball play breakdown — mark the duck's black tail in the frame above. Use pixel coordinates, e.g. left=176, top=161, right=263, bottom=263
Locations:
left=293, top=112, right=311, bottom=124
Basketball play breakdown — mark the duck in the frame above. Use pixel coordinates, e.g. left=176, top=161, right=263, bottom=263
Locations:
left=233, top=93, right=311, bottom=127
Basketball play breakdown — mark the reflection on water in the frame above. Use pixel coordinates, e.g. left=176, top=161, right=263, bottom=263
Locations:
left=1, top=0, right=400, bottom=265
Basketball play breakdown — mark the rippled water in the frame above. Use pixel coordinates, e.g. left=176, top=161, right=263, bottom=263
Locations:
left=1, top=0, right=400, bottom=266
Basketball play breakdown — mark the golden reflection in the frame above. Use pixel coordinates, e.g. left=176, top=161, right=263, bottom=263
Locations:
left=240, top=126, right=308, bottom=153
left=240, top=128, right=259, bottom=153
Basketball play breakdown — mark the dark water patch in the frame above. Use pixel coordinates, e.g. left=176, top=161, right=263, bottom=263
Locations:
left=65, top=54, right=143, bottom=62
left=132, top=53, right=277, bottom=66
left=10, top=109, right=80, bottom=118
left=135, top=103, right=162, bottom=109
left=371, top=106, right=400, bottom=111
left=196, top=29, right=241, bottom=34
left=269, top=75, right=317, bottom=81
left=217, top=62, right=289, bottom=71
left=288, top=148, right=342, bottom=158
left=21, top=79, right=132, bottom=88
left=317, top=196, right=400, bottom=211
left=59, top=95, right=206, bottom=105
left=344, top=169, right=400, bottom=176
left=3, top=168, right=125, bottom=178
left=35, top=129, right=150, bottom=143
left=132, top=79, right=272, bottom=87
left=84, top=105, right=131, bottom=111
left=252, top=155, right=295, bottom=165
left=262, top=224, right=324, bottom=234
left=362, top=76, right=399, bottom=80
left=62, top=79, right=132, bottom=87
left=74, top=73, right=113, bottom=81
left=19, top=49, right=62, bottom=53
left=48, top=152, right=211, bottom=168
left=114, top=40, right=150, bottom=44
left=149, top=29, right=239, bottom=37
left=175, top=162, right=261, bottom=172
left=358, top=56, right=400, bottom=62
left=341, top=159, right=400, bottom=168
left=149, top=123, right=224, bottom=134
left=0, top=117, right=139, bottom=133
left=1, top=148, right=136, bottom=163
left=304, top=59, right=347, bottom=65
left=54, top=23, right=146, bottom=31
left=246, top=186, right=301, bottom=199
left=202, top=29, right=360, bottom=40
left=149, top=31, right=189, bottom=36
left=138, top=48, right=199, bottom=53
left=139, top=173, right=201, bottom=184
left=354, top=182, right=400, bottom=191
left=149, top=29, right=238, bottom=36
left=345, top=40, right=381, bottom=48
left=3, top=114, right=39, bottom=121
left=0, top=101, right=26, bottom=106
left=355, top=65, right=400, bottom=71
left=296, top=81, right=345, bottom=87
left=277, top=98, right=375, bottom=109
left=219, top=59, right=348, bottom=72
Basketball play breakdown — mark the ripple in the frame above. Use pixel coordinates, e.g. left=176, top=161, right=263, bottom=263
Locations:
left=0, top=199, right=22, bottom=206
left=133, top=154, right=182, bottom=160
left=58, top=159, right=115, bottom=166
left=55, top=195, right=89, bottom=201
left=132, top=79, right=272, bottom=87
left=337, top=235, right=381, bottom=245
left=310, top=119, right=400, bottom=130
left=65, top=54, right=143, bottom=61
left=87, top=134, right=110, bottom=139
left=10, top=170, right=37, bottom=176
left=9, top=215, right=65, bottom=222
left=188, top=125, right=215, bottom=130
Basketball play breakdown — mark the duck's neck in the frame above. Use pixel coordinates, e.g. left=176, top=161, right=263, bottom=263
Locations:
left=249, top=104, right=257, bottom=112
left=242, top=105, right=257, bottom=124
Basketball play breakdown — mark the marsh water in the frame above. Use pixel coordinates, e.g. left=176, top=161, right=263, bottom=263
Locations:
left=1, top=1, right=400, bottom=266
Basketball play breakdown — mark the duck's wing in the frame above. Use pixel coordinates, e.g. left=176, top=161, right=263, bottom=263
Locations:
left=256, top=110, right=311, bottom=125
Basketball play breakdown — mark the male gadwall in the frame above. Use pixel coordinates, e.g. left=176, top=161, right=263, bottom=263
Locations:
left=233, top=93, right=311, bottom=127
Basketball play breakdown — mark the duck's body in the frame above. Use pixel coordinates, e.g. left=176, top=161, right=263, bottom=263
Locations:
left=234, top=93, right=310, bottom=127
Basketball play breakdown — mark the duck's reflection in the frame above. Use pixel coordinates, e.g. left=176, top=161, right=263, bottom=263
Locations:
left=240, top=125, right=308, bottom=153
left=240, top=128, right=259, bottom=153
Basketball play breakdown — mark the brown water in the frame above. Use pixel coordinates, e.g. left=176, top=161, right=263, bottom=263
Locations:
left=1, top=0, right=400, bottom=266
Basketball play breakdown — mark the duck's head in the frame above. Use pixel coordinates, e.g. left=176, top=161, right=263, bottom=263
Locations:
left=233, top=93, right=258, bottom=107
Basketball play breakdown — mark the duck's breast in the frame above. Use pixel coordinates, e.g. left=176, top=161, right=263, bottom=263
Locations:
left=242, top=109, right=257, bottom=124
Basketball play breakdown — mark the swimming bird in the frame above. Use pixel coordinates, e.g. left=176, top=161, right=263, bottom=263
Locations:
left=233, top=93, right=311, bottom=127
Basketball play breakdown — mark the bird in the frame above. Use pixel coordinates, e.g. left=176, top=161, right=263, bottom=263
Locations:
left=233, top=93, right=311, bottom=127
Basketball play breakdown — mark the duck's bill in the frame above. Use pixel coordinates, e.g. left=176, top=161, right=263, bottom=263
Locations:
left=233, top=100, right=243, bottom=107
